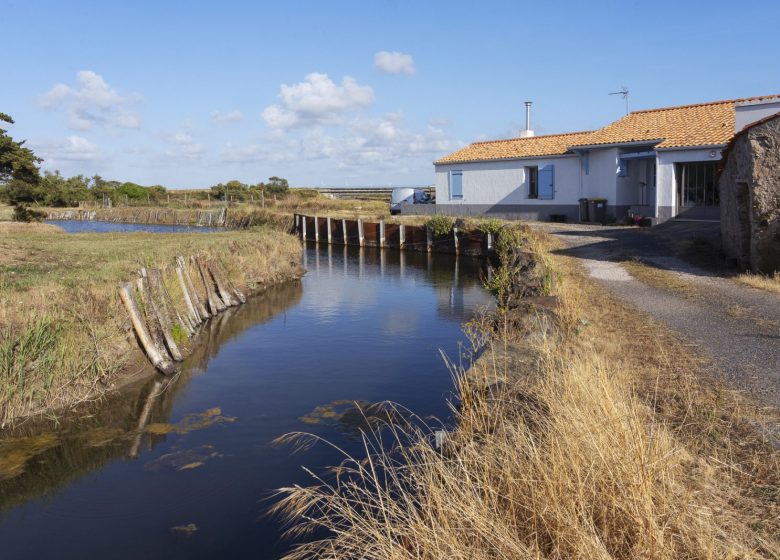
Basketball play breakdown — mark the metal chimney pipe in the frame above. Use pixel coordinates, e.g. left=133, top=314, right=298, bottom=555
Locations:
left=524, top=101, right=532, bottom=131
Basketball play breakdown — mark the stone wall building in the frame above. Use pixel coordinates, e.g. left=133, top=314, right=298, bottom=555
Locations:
left=719, top=112, right=780, bottom=273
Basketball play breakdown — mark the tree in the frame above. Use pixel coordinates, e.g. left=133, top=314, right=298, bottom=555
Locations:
left=0, top=113, right=42, bottom=204
left=262, top=176, right=289, bottom=196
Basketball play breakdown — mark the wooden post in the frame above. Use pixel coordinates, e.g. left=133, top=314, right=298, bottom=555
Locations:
left=119, top=283, right=176, bottom=375
left=294, top=214, right=300, bottom=234
left=149, top=268, right=193, bottom=336
left=302, top=216, right=307, bottom=240
left=453, top=227, right=459, bottom=254
left=176, top=265, right=200, bottom=326
left=486, top=232, right=493, bottom=253
left=143, top=273, right=183, bottom=361
left=379, top=220, right=385, bottom=248
left=399, top=224, right=405, bottom=250
left=358, top=219, right=364, bottom=247
left=178, top=256, right=209, bottom=320
left=314, top=216, right=319, bottom=243
left=261, top=190, right=265, bottom=207
left=208, top=261, right=237, bottom=307
left=326, top=217, right=332, bottom=244
left=426, top=226, right=433, bottom=253
left=342, top=219, right=347, bottom=245
left=213, top=260, right=246, bottom=304
left=196, top=257, right=225, bottom=313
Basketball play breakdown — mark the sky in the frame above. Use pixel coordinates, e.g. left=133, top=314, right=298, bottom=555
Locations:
left=2, top=0, right=779, bottom=189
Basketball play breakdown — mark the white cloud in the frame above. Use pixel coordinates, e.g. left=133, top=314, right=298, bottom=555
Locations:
left=374, top=51, right=415, bottom=75
left=262, top=73, right=374, bottom=129
left=33, top=135, right=105, bottom=164
left=157, top=129, right=206, bottom=161
left=223, top=112, right=457, bottom=171
left=39, top=70, right=141, bottom=131
left=210, top=109, right=243, bottom=124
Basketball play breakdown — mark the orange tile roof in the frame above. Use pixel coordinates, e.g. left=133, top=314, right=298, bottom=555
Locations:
left=569, top=100, right=735, bottom=149
left=436, top=95, right=780, bottom=164
left=434, top=130, right=594, bottom=164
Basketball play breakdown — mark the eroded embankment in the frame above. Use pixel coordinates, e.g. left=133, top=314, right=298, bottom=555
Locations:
left=0, top=222, right=302, bottom=427
left=274, top=224, right=780, bottom=559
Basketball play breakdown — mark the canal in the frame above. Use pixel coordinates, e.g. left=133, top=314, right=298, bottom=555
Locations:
left=0, top=239, right=492, bottom=559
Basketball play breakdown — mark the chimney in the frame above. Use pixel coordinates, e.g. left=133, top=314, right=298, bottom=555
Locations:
left=519, top=101, right=534, bottom=137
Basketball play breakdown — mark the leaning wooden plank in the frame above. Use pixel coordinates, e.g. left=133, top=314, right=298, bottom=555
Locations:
left=195, top=256, right=225, bottom=314
left=177, top=256, right=209, bottom=321
left=136, top=277, right=168, bottom=359
left=140, top=275, right=183, bottom=362
left=214, top=260, right=246, bottom=304
left=176, top=265, right=201, bottom=326
left=149, top=268, right=194, bottom=336
left=208, top=260, right=238, bottom=307
left=119, top=283, right=177, bottom=375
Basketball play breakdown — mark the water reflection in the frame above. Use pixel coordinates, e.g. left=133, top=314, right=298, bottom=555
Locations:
left=0, top=244, right=492, bottom=559
left=0, top=281, right=303, bottom=513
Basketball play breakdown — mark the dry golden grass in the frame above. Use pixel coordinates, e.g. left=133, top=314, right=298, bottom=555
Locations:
left=274, top=231, right=780, bottom=559
left=0, top=204, right=14, bottom=221
left=0, top=225, right=302, bottom=427
left=736, top=271, right=780, bottom=297
left=620, top=258, right=701, bottom=298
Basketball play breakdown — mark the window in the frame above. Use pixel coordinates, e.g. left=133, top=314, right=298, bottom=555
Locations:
left=526, top=166, right=538, bottom=199
left=450, top=170, right=463, bottom=199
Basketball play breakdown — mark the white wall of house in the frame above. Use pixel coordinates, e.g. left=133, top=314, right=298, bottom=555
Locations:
left=434, top=156, right=581, bottom=205
left=656, top=147, right=722, bottom=211
left=736, top=101, right=780, bottom=132
left=581, top=147, right=619, bottom=201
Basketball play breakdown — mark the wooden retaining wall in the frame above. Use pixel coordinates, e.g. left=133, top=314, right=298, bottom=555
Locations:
left=293, top=214, right=494, bottom=257
left=118, top=255, right=246, bottom=374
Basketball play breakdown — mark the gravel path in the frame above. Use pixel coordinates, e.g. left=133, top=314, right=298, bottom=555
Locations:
left=544, top=223, right=780, bottom=411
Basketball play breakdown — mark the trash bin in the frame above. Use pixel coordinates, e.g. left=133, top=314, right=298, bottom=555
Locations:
left=588, top=198, right=608, bottom=224
left=578, top=198, right=590, bottom=222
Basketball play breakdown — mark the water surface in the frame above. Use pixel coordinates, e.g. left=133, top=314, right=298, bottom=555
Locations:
left=0, top=244, right=491, bottom=559
left=47, top=220, right=223, bottom=234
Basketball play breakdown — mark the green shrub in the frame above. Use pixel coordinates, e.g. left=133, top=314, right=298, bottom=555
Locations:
left=12, top=205, right=44, bottom=223
left=477, top=218, right=504, bottom=235
left=425, top=215, right=454, bottom=236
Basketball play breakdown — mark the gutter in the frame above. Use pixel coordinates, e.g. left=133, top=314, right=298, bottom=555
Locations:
left=433, top=153, right=578, bottom=167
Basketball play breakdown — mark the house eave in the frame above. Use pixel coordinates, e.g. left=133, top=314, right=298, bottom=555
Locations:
left=567, top=139, right=663, bottom=151
left=433, top=153, right=578, bottom=167
left=654, top=143, right=728, bottom=152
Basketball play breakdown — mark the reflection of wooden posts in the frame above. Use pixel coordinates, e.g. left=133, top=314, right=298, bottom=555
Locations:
left=379, top=220, right=385, bottom=248
left=358, top=219, right=364, bottom=247
left=128, top=380, right=164, bottom=458
left=426, top=226, right=433, bottom=253
left=326, top=217, right=332, bottom=244
left=342, top=219, right=347, bottom=245
left=399, top=224, right=405, bottom=250
left=314, top=216, right=319, bottom=243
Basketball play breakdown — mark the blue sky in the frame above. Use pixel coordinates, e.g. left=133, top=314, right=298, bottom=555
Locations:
left=2, top=0, right=779, bottom=188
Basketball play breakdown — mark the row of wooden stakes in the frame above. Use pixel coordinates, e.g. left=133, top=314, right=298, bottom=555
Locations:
left=119, top=256, right=246, bottom=374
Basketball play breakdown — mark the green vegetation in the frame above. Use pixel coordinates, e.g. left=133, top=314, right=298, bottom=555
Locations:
left=0, top=222, right=302, bottom=426
left=424, top=214, right=455, bottom=236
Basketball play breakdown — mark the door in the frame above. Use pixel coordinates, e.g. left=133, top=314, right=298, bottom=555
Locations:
left=675, top=162, right=719, bottom=220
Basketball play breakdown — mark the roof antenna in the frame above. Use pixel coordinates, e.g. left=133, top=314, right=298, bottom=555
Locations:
left=609, top=86, right=630, bottom=115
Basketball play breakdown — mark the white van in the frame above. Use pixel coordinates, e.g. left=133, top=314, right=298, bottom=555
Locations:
left=390, top=187, right=432, bottom=215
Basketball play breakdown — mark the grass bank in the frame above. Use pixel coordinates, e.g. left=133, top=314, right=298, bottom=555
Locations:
left=275, top=226, right=779, bottom=559
left=0, top=222, right=302, bottom=427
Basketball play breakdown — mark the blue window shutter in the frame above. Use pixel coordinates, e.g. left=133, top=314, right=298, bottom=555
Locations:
left=538, top=165, right=554, bottom=199
left=450, top=170, right=463, bottom=199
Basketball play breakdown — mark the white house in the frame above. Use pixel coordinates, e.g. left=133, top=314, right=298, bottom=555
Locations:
left=427, top=95, right=780, bottom=223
